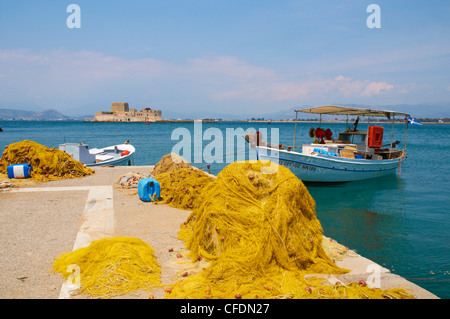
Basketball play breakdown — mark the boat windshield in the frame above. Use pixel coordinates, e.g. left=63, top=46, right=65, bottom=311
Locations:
left=338, top=132, right=366, bottom=144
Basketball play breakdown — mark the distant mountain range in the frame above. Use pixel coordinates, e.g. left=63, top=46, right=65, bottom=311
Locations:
left=164, top=102, right=450, bottom=120
left=1, top=102, right=449, bottom=121
left=260, top=103, right=450, bottom=121
left=0, top=108, right=92, bottom=120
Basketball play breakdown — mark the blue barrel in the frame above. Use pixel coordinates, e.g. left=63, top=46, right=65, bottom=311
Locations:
left=7, top=163, right=33, bottom=179
left=138, top=178, right=161, bottom=202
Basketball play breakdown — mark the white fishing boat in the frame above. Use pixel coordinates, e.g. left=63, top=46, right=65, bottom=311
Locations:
left=252, top=106, right=412, bottom=182
left=59, top=141, right=135, bottom=167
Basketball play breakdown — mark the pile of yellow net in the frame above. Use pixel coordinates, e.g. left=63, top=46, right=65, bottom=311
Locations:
left=163, top=161, right=414, bottom=299
left=151, top=153, right=191, bottom=176
left=0, top=140, right=94, bottom=182
left=53, top=237, right=161, bottom=299
left=154, top=167, right=215, bottom=210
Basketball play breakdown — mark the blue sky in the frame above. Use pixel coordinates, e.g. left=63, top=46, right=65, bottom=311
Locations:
left=0, top=0, right=449, bottom=117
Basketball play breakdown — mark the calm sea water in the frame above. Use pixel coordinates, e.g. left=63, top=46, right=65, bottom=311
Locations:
left=1, top=120, right=449, bottom=298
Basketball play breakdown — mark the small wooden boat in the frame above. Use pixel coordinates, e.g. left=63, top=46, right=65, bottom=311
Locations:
left=251, top=105, right=412, bottom=183
left=59, top=141, right=135, bottom=167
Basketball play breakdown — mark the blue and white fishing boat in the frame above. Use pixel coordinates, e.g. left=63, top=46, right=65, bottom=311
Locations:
left=253, top=106, right=411, bottom=182
left=59, top=141, right=135, bottom=167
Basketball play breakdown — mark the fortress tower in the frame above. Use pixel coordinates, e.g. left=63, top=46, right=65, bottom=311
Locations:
left=110, top=102, right=129, bottom=113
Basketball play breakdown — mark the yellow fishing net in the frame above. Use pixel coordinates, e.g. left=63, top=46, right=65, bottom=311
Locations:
left=322, top=236, right=358, bottom=261
left=53, top=236, right=161, bottom=299
left=151, top=153, right=191, bottom=175
left=0, top=140, right=94, bottom=182
left=154, top=167, right=215, bottom=210
left=163, top=160, right=414, bottom=299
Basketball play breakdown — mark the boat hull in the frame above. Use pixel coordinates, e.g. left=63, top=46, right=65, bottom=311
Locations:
left=256, top=146, right=402, bottom=182
left=85, top=154, right=133, bottom=167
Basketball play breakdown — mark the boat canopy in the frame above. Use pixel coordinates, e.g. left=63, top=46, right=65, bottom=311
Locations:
left=294, top=105, right=409, bottom=119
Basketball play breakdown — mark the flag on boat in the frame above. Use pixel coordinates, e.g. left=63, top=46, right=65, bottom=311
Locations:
left=408, top=116, right=423, bottom=126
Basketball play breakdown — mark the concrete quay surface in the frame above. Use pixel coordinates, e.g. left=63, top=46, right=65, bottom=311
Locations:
left=0, top=166, right=439, bottom=299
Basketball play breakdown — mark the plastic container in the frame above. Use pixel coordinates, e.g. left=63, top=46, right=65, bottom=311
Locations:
left=7, top=163, right=33, bottom=179
left=138, top=178, right=161, bottom=202
left=313, top=148, right=338, bottom=157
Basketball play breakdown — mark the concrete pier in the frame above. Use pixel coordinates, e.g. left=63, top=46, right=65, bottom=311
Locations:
left=0, top=166, right=439, bottom=299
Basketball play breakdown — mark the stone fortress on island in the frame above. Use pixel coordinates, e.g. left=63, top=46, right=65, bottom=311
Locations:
left=93, top=102, right=163, bottom=122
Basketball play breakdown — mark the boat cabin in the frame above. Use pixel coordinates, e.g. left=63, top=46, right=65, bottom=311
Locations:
left=301, top=126, right=404, bottom=160
left=337, top=130, right=366, bottom=144
left=59, top=142, right=96, bottom=164
left=296, top=107, right=407, bottom=160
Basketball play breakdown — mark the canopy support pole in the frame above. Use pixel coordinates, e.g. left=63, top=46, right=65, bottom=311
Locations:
left=293, top=111, right=298, bottom=152
left=404, top=116, right=408, bottom=154
left=365, top=112, right=371, bottom=158
left=389, top=116, right=395, bottom=159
